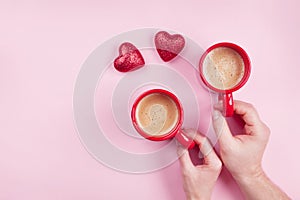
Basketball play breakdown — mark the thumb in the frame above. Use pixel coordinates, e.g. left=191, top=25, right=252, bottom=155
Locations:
left=212, top=110, right=235, bottom=148
left=177, top=145, right=194, bottom=172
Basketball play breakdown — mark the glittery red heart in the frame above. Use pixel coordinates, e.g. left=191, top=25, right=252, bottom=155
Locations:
left=114, top=42, right=145, bottom=72
left=154, top=31, right=185, bottom=62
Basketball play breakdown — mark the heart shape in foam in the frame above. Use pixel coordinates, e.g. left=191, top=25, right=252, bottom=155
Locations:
left=114, top=42, right=145, bottom=72
left=154, top=31, right=185, bottom=62
left=143, top=104, right=167, bottom=135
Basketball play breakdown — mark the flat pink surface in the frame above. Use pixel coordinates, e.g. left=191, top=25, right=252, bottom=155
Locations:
left=1, top=0, right=299, bottom=199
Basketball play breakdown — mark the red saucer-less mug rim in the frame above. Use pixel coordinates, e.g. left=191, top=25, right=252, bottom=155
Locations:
left=131, top=89, right=184, bottom=141
left=199, top=42, right=251, bottom=94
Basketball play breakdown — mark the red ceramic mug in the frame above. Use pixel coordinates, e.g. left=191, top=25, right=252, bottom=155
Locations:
left=131, top=89, right=195, bottom=149
left=199, top=42, right=251, bottom=117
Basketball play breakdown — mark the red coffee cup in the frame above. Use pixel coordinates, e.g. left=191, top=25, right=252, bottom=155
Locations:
left=199, top=42, right=251, bottom=117
left=131, top=89, right=195, bottom=149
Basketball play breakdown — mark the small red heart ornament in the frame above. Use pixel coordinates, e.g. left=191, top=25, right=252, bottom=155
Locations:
left=114, top=42, right=145, bottom=72
left=154, top=31, right=185, bottom=62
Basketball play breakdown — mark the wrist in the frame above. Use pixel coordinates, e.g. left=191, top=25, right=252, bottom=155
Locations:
left=186, top=191, right=212, bottom=200
left=187, top=196, right=210, bottom=200
left=233, top=167, right=266, bottom=187
left=230, top=167, right=291, bottom=200
left=231, top=165, right=264, bottom=184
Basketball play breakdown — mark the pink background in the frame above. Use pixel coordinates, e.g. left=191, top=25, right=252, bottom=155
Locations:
left=1, top=0, right=299, bottom=199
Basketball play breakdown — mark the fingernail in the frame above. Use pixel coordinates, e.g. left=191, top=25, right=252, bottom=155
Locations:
left=212, top=110, right=221, bottom=120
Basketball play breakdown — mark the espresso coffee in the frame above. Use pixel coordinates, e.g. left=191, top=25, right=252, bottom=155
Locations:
left=203, top=47, right=245, bottom=90
left=135, top=93, right=179, bottom=136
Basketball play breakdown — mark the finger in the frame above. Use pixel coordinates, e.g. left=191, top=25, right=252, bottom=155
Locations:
left=182, top=129, right=211, bottom=155
left=213, top=100, right=223, bottom=111
left=177, top=145, right=194, bottom=172
left=214, top=100, right=261, bottom=126
left=233, top=100, right=261, bottom=126
left=183, top=129, right=221, bottom=167
left=212, top=110, right=235, bottom=148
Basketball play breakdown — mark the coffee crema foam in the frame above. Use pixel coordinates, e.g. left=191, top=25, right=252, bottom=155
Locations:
left=135, top=93, right=179, bottom=136
left=203, top=47, right=245, bottom=90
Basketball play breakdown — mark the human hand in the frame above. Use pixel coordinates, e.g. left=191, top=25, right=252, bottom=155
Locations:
left=212, top=100, right=270, bottom=181
left=177, top=129, right=222, bottom=200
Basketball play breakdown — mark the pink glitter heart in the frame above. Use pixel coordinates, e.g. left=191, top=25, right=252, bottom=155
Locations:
left=154, top=31, right=185, bottom=62
left=114, top=42, right=145, bottom=72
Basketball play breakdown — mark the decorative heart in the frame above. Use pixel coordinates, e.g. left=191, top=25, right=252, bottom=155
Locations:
left=114, top=42, right=145, bottom=72
left=154, top=31, right=185, bottom=62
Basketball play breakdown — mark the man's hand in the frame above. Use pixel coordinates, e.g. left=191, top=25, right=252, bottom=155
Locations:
left=213, top=100, right=290, bottom=200
left=177, top=129, right=222, bottom=200
left=213, top=100, right=270, bottom=180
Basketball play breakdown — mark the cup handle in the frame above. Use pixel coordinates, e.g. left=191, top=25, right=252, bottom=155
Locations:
left=175, top=130, right=195, bottom=149
left=219, top=93, right=234, bottom=117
